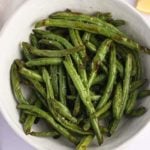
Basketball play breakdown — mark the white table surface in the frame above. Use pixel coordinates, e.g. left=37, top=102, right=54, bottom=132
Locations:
left=0, top=0, right=150, bottom=150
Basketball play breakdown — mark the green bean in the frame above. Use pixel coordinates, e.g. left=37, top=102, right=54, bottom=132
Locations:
left=22, top=42, right=32, bottom=61
left=51, top=99, right=77, bottom=123
left=82, top=32, right=91, bottom=43
left=67, top=95, right=101, bottom=102
left=38, top=39, right=64, bottom=49
left=58, top=65, right=67, bottom=105
left=23, top=100, right=42, bottom=134
left=24, top=42, right=85, bottom=57
left=23, top=110, right=36, bottom=116
left=128, top=107, right=147, bottom=117
left=34, top=29, right=87, bottom=85
left=53, top=108, right=91, bottom=135
left=30, top=131, right=59, bottom=137
left=101, top=62, right=108, bottom=74
left=108, top=19, right=126, bottom=27
left=33, top=29, right=73, bottom=48
left=133, top=51, right=142, bottom=80
left=69, top=29, right=82, bottom=46
left=42, top=67, right=54, bottom=101
left=27, top=78, right=46, bottom=99
left=138, top=90, right=150, bottom=99
left=73, top=29, right=86, bottom=59
left=95, top=12, right=112, bottom=21
left=97, top=44, right=117, bottom=109
left=49, top=65, right=59, bottom=99
left=34, top=91, right=47, bottom=107
left=90, top=35, right=100, bottom=48
left=10, top=62, right=27, bottom=104
left=88, top=39, right=112, bottom=87
left=130, top=79, right=147, bottom=92
left=99, top=111, right=111, bottom=120
left=126, top=91, right=138, bottom=114
left=83, top=120, right=91, bottom=131
left=116, top=60, right=124, bottom=78
left=109, top=119, right=120, bottom=135
left=25, top=58, right=62, bottom=67
left=64, top=56, right=103, bottom=145
left=119, top=54, right=132, bottom=118
left=73, top=96, right=81, bottom=117
left=30, top=33, right=38, bottom=47
left=113, top=83, right=123, bottom=119
left=19, top=67, right=43, bottom=82
left=36, top=30, right=87, bottom=80
left=19, top=112, right=27, bottom=124
left=17, top=104, right=78, bottom=144
left=85, top=42, right=97, bottom=52
left=76, top=135, right=94, bottom=150
left=36, top=15, right=144, bottom=51
left=94, top=101, right=112, bottom=118
left=67, top=75, right=76, bottom=95
left=91, top=74, right=106, bottom=86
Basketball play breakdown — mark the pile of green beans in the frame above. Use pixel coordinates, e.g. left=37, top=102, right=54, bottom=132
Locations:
left=10, top=10, right=150, bottom=149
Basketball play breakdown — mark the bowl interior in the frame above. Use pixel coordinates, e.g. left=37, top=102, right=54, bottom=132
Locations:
left=0, top=0, right=150, bottom=149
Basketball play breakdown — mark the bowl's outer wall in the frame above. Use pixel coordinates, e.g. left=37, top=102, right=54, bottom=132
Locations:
left=0, top=0, right=150, bottom=150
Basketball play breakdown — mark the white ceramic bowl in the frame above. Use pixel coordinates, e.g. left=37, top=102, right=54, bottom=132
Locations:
left=0, top=0, right=150, bottom=149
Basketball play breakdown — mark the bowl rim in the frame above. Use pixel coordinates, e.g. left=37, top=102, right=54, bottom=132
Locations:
left=0, top=0, right=150, bottom=149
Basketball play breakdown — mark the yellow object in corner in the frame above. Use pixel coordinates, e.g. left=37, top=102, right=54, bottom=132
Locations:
left=136, top=0, right=150, bottom=13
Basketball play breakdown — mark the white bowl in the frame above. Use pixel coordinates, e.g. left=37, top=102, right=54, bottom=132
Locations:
left=0, top=0, right=150, bottom=149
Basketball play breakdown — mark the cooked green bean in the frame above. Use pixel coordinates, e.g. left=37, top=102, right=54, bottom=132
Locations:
left=91, top=74, right=106, bottom=86
left=113, top=83, right=123, bottom=119
left=76, top=135, right=94, bottom=150
left=23, top=42, right=85, bottom=57
left=30, top=33, right=38, bottom=47
left=95, top=12, right=112, bottom=21
left=126, top=91, right=138, bottom=114
left=94, top=101, right=112, bottom=118
left=26, top=58, right=62, bottom=67
left=99, top=111, right=111, bottom=120
left=82, top=32, right=91, bottom=43
left=10, top=62, right=27, bottom=104
left=17, top=104, right=78, bottom=144
left=88, top=39, right=112, bottom=87
left=73, top=96, right=81, bottom=117
left=108, top=19, right=126, bottom=27
left=67, top=75, right=76, bottom=95
left=128, top=107, right=147, bottom=117
left=138, top=90, right=150, bottom=99
left=97, top=44, right=117, bottom=109
left=64, top=56, right=103, bottom=145
left=27, top=78, right=46, bottom=99
left=49, top=65, right=59, bottom=99
left=119, top=54, right=132, bottom=118
left=30, top=131, right=59, bottom=137
left=34, top=29, right=87, bottom=84
left=86, top=42, right=97, bottom=52
left=130, top=79, right=147, bottom=92
left=23, top=100, right=41, bottom=134
left=35, top=15, right=145, bottom=51
left=19, top=67, right=43, bottom=82
left=109, top=119, right=120, bottom=135
left=42, top=67, right=54, bottom=101
left=38, top=39, right=64, bottom=49
left=58, top=65, right=67, bottom=105
left=116, top=60, right=124, bottom=78
left=50, top=99, right=77, bottom=123
left=19, top=112, right=27, bottom=124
